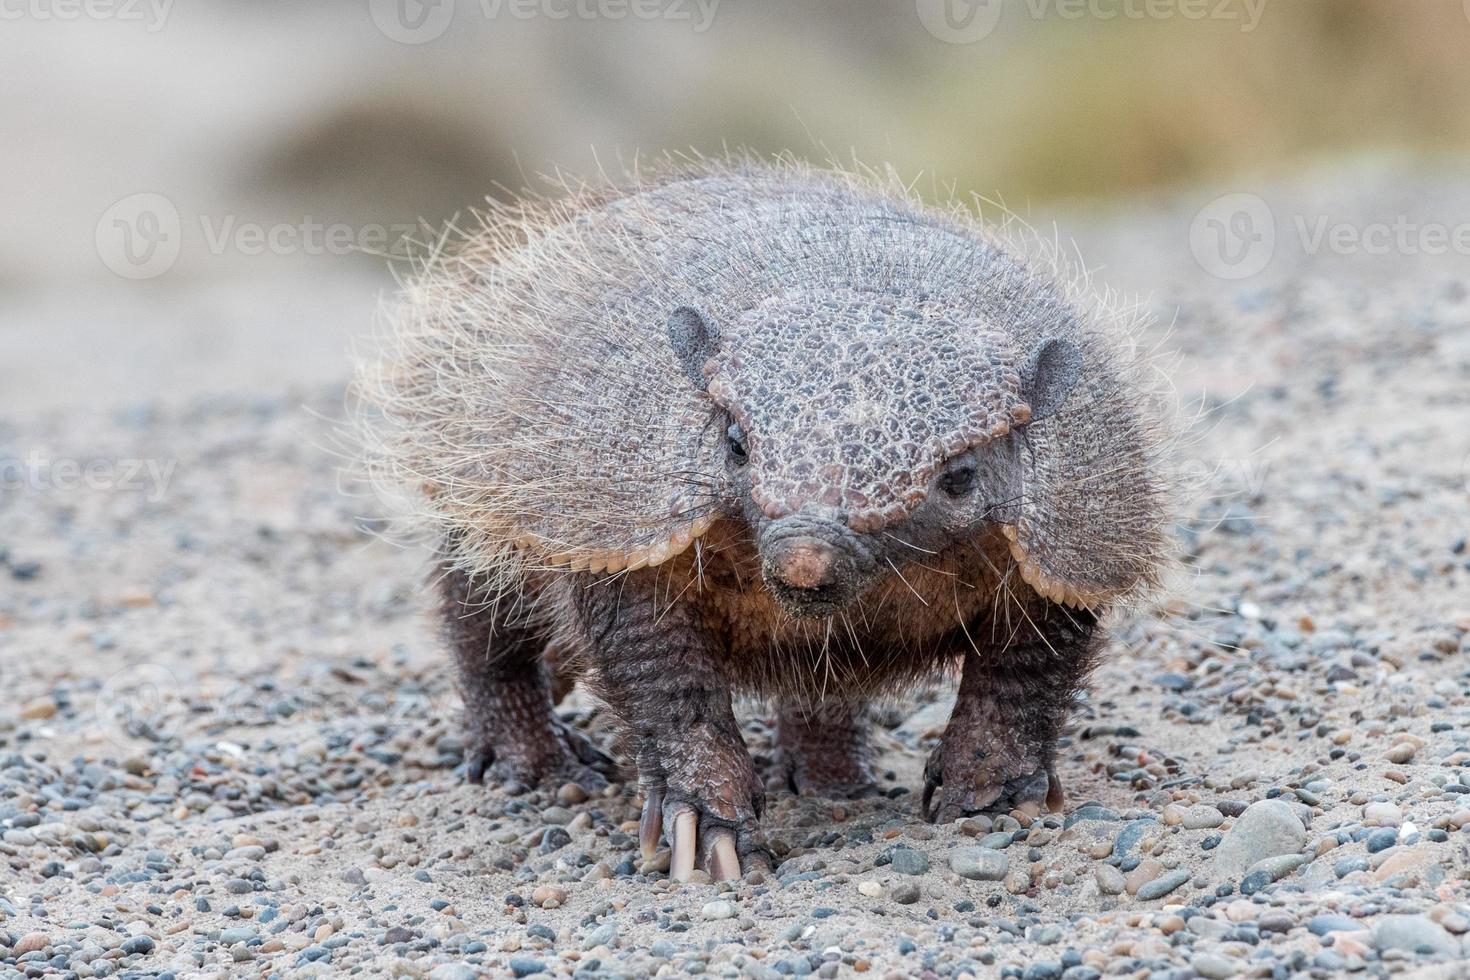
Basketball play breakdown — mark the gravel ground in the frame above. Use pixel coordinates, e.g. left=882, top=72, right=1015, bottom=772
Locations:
left=3, top=173, right=1470, bottom=978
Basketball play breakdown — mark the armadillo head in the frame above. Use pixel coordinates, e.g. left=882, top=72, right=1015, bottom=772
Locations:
left=667, top=290, right=1081, bottom=618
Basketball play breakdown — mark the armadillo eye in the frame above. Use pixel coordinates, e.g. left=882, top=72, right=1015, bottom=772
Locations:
left=939, top=465, right=976, bottom=497
left=727, top=421, right=749, bottom=465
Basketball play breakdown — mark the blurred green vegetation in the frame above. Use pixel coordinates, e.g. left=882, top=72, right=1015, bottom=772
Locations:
left=653, top=0, right=1470, bottom=206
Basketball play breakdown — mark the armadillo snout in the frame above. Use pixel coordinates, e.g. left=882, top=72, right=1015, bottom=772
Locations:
left=759, top=516, right=867, bottom=617
left=767, top=537, right=843, bottom=590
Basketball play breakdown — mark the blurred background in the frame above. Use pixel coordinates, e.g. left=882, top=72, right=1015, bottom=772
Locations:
left=3, top=0, right=1469, bottom=412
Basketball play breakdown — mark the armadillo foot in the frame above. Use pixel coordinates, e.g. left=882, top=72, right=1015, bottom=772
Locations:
left=772, top=702, right=880, bottom=800
left=638, top=785, right=771, bottom=882
left=465, top=719, right=616, bottom=794
left=921, top=743, right=1062, bottom=824
left=635, top=737, right=770, bottom=882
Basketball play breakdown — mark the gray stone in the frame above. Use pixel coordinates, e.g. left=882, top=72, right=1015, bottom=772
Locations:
left=580, top=922, right=617, bottom=950
left=1365, top=828, right=1397, bottom=853
left=950, top=847, right=1009, bottom=881
left=1308, top=914, right=1360, bottom=936
left=1063, top=805, right=1119, bottom=828
left=1135, top=868, right=1189, bottom=900
left=1183, top=806, right=1225, bottom=830
left=701, top=900, right=736, bottom=921
left=1257, top=912, right=1294, bottom=934
left=1212, top=800, right=1306, bottom=877
left=889, top=849, right=929, bottom=875
left=1093, top=864, right=1125, bottom=896
left=1189, top=953, right=1237, bottom=979
left=428, top=966, right=479, bottom=980
left=1372, top=915, right=1459, bottom=956
left=1244, top=853, right=1305, bottom=883
left=1189, top=917, right=1231, bottom=940
left=1238, top=870, right=1271, bottom=895
left=1112, top=819, right=1156, bottom=859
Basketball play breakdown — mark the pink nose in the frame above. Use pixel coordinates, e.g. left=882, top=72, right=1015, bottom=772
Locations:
left=772, top=539, right=839, bottom=590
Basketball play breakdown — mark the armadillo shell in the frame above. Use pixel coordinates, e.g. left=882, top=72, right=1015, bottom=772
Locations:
left=365, top=161, right=1168, bottom=605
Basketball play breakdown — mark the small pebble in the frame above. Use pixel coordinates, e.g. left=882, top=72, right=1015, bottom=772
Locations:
left=950, top=846, right=1009, bottom=881
left=701, top=900, right=736, bottom=921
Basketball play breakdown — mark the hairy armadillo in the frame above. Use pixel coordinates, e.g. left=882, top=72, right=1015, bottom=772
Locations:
left=358, top=159, right=1172, bottom=881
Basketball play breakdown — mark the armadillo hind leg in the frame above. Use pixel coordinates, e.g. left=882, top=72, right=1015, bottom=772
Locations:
left=772, top=700, right=880, bottom=800
left=922, top=604, right=1101, bottom=824
left=438, top=561, right=615, bottom=792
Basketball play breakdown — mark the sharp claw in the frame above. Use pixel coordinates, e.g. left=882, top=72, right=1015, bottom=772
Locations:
left=741, top=848, right=772, bottom=880
left=1046, top=771, right=1065, bottom=812
left=639, top=788, right=664, bottom=859
left=921, top=778, right=939, bottom=821
left=705, top=831, right=740, bottom=882
left=466, top=748, right=491, bottom=785
left=670, top=810, right=696, bottom=881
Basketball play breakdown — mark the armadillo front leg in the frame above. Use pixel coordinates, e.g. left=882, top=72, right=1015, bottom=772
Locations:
left=439, top=562, right=614, bottom=793
left=575, top=577, right=768, bottom=882
left=923, top=604, right=1100, bottom=823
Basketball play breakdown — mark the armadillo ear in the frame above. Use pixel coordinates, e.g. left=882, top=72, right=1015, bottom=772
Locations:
left=667, top=306, right=720, bottom=391
left=1021, top=337, right=1082, bottom=423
